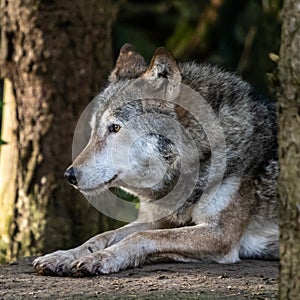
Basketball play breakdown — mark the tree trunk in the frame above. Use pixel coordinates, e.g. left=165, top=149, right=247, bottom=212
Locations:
left=0, top=0, right=116, bottom=262
left=277, top=0, right=300, bottom=298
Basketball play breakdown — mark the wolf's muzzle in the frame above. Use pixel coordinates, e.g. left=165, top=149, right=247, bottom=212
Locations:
left=64, top=167, right=78, bottom=186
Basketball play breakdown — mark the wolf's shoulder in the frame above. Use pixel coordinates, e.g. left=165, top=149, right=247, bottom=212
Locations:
left=179, top=61, right=250, bottom=93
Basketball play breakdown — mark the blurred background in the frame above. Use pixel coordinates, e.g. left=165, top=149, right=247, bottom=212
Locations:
left=0, top=0, right=281, bottom=263
left=114, top=0, right=281, bottom=95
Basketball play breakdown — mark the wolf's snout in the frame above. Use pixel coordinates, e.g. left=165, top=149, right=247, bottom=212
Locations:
left=64, top=167, right=78, bottom=186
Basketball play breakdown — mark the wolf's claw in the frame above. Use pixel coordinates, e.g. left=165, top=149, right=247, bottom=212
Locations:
left=33, top=251, right=75, bottom=276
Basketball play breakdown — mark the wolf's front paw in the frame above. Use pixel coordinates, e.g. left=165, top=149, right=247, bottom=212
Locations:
left=70, top=251, right=126, bottom=276
left=33, top=250, right=76, bottom=276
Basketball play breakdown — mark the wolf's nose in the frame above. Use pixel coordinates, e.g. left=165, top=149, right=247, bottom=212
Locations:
left=64, top=167, right=78, bottom=185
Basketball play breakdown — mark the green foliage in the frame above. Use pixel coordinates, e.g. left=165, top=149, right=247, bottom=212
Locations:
left=114, top=0, right=282, bottom=96
left=110, top=187, right=139, bottom=208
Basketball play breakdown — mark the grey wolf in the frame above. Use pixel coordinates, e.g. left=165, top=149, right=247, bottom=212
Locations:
left=33, top=43, right=278, bottom=276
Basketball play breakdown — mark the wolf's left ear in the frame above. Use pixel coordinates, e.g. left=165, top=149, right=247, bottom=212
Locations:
left=109, top=43, right=148, bottom=82
left=141, top=47, right=181, bottom=82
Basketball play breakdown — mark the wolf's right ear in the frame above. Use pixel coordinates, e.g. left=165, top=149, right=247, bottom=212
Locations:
left=141, top=47, right=181, bottom=82
left=109, top=43, right=148, bottom=82
left=141, top=47, right=181, bottom=102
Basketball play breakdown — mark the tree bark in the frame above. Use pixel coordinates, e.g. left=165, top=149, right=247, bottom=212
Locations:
left=0, top=0, right=116, bottom=262
left=277, top=0, right=300, bottom=298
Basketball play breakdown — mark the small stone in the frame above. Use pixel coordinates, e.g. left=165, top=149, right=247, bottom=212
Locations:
left=218, top=272, right=228, bottom=279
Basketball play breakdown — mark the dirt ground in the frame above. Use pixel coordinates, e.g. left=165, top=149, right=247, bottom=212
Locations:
left=0, top=257, right=278, bottom=299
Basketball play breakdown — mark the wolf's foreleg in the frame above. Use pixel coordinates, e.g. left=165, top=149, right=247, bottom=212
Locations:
left=70, top=220, right=245, bottom=276
left=33, top=221, right=158, bottom=276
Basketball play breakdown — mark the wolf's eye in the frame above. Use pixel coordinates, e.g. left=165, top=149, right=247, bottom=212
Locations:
left=108, top=124, right=121, bottom=133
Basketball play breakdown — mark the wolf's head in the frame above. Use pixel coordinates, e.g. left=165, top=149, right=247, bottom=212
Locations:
left=64, top=44, right=190, bottom=198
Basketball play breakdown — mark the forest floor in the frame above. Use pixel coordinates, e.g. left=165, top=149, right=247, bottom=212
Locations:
left=0, top=256, right=278, bottom=299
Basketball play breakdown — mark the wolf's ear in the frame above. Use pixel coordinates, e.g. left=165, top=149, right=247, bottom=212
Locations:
left=141, top=47, right=181, bottom=82
left=109, top=43, right=147, bottom=82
